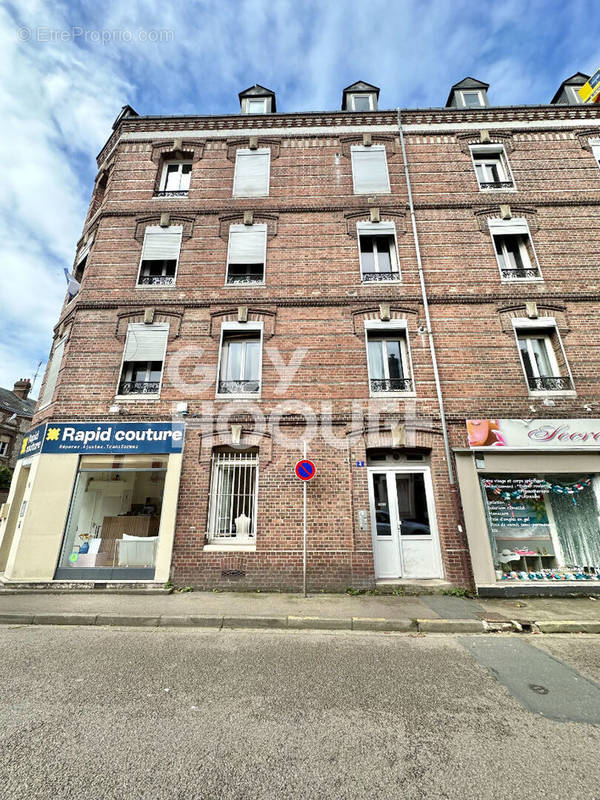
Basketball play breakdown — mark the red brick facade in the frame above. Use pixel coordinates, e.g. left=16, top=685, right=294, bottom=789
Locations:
left=32, top=97, right=600, bottom=590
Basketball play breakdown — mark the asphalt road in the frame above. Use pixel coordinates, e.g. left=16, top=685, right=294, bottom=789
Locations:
left=1, top=627, right=600, bottom=800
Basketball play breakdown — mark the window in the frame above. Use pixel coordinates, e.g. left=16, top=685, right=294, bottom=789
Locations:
left=0, top=441, right=8, bottom=458
left=515, top=324, right=573, bottom=393
left=207, top=449, right=258, bottom=541
left=74, top=234, right=93, bottom=283
left=244, top=98, right=270, bottom=114
left=366, top=328, right=412, bottom=393
left=489, top=219, right=541, bottom=281
left=118, top=324, right=169, bottom=396
left=591, top=143, right=600, bottom=170
left=137, top=225, right=182, bottom=287
left=349, top=93, right=375, bottom=111
left=39, top=336, right=67, bottom=409
left=157, top=162, right=192, bottom=197
left=226, top=224, right=267, bottom=285
left=460, top=90, right=485, bottom=108
left=567, top=85, right=583, bottom=104
left=218, top=327, right=262, bottom=396
left=471, top=146, right=513, bottom=189
left=357, top=222, right=400, bottom=281
left=233, top=149, right=270, bottom=197
left=351, top=145, right=390, bottom=195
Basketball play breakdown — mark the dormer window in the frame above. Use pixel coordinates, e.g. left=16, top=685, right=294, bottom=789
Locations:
left=341, top=81, right=380, bottom=112
left=238, top=84, right=276, bottom=114
left=445, top=77, right=489, bottom=109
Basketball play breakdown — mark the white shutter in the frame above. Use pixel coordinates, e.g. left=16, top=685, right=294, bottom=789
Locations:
left=351, top=146, right=390, bottom=194
left=228, top=224, right=267, bottom=264
left=356, top=221, right=396, bottom=236
left=488, top=218, right=529, bottom=236
left=124, top=324, right=169, bottom=362
left=76, top=233, right=94, bottom=265
left=141, top=226, right=182, bottom=261
left=40, top=337, right=66, bottom=408
left=233, top=149, right=270, bottom=197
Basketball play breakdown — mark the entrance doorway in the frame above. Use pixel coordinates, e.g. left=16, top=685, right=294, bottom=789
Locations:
left=368, top=466, right=443, bottom=579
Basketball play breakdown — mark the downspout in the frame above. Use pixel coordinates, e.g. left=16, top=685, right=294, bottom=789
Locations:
left=397, top=108, right=455, bottom=484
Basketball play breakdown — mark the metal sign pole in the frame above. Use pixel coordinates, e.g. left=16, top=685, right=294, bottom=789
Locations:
left=303, top=440, right=307, bottom=597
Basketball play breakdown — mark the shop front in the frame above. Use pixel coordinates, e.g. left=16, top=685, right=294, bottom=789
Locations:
left=456, top=419, right=600, bottom=595
left=0, top=421, right=184, bottom=584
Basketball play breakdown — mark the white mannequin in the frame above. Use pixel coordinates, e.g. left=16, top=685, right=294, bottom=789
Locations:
left=235, top=513, right=250, bottom=536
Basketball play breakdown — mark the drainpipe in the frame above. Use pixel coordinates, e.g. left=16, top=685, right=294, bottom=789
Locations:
left=397, top=108, right=455, bottom=484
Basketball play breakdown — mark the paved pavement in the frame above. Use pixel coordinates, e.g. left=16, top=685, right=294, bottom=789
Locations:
left=1, top=626, right=599, bottom=800
left=1, top=589, right=600, bottom=629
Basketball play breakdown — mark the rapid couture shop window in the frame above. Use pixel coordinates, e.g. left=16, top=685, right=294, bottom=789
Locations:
left=56, top=455, right=168, bottom=578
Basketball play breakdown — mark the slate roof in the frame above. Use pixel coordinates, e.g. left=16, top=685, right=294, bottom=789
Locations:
left=550, top=72, right=590, bottom=104
left=0, top=387, right=36, bottom=418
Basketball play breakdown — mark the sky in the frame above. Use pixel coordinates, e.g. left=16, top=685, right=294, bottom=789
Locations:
left=0, top=0, right=598, bottom=397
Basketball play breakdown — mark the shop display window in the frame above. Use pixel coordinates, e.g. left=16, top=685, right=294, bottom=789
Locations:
left=56, top=455, right=167, bottom=576
left=481, top=473, right=600, bottom=581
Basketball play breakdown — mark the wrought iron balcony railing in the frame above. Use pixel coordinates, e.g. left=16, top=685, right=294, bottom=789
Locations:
left=154, top=190, right=189, bottom=198
left=479, top=181, right=514, bottom=189
left=118, top=380, right=161, bottom=395
left=218, top=380, right=260, bottom=394
left=371, top=378, right=413, bottom=393
left=501, top=268, right=541, bottom=280
left=362, top=271, right=401, bottom=282
left=226, top=272, right=264, bottom=285
left=138, top=275, right=176, bottom=286
left=527, top=376, right=572, bottom=392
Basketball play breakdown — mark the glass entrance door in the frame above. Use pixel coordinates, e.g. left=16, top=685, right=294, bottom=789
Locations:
left=368, top=468, right=442, bottom=579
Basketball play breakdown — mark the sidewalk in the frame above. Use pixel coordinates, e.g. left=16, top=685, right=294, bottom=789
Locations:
left=1, top=589, right=600, bottom=633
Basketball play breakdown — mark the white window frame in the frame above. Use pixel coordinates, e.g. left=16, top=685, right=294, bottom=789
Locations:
left=512, top=318, right=576, bottom=397
left=470, top=145, right=515, bottom=190
left=488, top=218, right=543, bottom=283
left=115, top=323, right=169, bottom=401
left=364, top=320, right=415, bottom=397
left=349, top=93, right=376, bottom=111
left=242, top=97, right=271, bottom=114
left=0, top=441, right=8, bottom=458
left=233, top=148, right=271, bottom=197
left=351, top=145, right=391, bottom=195
left=206, top=449, right=259, bottom=547
left=589, top=140, right=600, bottom=170
left=225, top=224, right=267, bottom=287
left=158, top=161, right=192, bottom=194
left=356, top=221, right=401, bottom=282
left=459, top=90, right=485, bottom=108
left=216, top=321, right=264, bottom=400
left=39, top=335, right=67, bottom=410
left=567, top=85, right=583, bottom=104
left=135, top=226, right=182, bottom=289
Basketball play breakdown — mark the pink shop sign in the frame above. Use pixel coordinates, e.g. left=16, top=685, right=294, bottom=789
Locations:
left=466, top=419, right=600, bottom=449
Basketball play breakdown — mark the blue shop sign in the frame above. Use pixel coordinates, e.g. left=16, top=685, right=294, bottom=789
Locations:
left=18, top=422, right=185, bottom=457
left=18, top=423, right=47, bottom=459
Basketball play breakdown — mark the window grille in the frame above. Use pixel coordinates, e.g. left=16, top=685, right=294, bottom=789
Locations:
left=207, top=451, right=258, bottom=540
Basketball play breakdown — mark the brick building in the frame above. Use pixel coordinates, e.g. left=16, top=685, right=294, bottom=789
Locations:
left=2, top=73, right=600, bottom=594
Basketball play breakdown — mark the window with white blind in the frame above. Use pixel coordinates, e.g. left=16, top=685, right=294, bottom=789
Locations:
left=471, top=146, right=514, bottom=189
left=157, top=162, right=192, bottom=196
left=514, top=321, right=574, bottom=394
left=217, top=325, right=262, bottom=396
left=226, top=224, right=267, bottom=284
left=207, top=449, right=258, bottom=541
left=117, top=323, right=169, bottom=396
left=137, top=225, right=182, bottom=287
left=488, top=219, right=542, bottom=281
left=357, top=221, right=400, bottom=281
left=39, top=336, right=67, bottom=409
left=351, top=145, right=391, bottom=195
left=233, top=149, right=270, bottom=197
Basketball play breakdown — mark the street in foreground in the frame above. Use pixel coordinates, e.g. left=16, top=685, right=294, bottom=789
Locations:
left=1, top=626, right=600, bottom=799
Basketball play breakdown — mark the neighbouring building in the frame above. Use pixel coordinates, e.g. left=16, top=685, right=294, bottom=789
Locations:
left=2, top=71, right=600, bottom=595
left=0, top=379, right=35, bottom=470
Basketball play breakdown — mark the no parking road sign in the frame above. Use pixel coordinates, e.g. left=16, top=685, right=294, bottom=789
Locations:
left=295, top=459, right=316, bottom=481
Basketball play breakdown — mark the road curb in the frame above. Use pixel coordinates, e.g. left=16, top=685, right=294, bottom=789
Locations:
left=0, top=612, right=599, bottom=634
